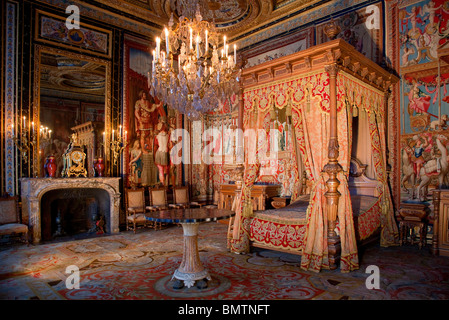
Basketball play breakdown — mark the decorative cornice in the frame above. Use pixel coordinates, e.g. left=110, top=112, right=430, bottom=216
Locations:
left=241, top=39, right=400, bottom=91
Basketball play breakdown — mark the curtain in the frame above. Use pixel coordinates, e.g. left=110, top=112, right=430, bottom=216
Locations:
left=353, top=108, right=375, bottom=179
left=292, top=94, right=359, bottom=273
left=368, top=112, right=399, bottom=247
left=228, top=107, right=266, bottom=253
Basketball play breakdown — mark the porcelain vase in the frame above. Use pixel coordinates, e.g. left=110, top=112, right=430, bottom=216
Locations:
left=44, top=156, right=57, bottom=178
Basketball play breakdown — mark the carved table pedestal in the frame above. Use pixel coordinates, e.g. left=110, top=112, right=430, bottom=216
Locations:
left=146, top=208, right=234, bottom=289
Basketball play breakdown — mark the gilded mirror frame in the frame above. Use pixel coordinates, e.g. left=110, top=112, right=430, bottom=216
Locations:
left=33, top=45, right=112, bottom=177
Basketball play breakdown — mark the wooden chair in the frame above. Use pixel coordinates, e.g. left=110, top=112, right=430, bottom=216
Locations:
left=0, top=195, right=28, bottom=244
left=148, top=186, right=169, bottom=210
left=125, top=188, right=151, bottom=233
left=169, top=186, right=202, bottom=209
left=148, top=186, right=169, bottom=229
left=203, top=190, right=219, bottom=209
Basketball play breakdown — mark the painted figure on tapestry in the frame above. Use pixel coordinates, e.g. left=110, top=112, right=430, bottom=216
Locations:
left=140, top=129, right=158, bottom=187
left=411, top=134, right=432, bottom=178
left=129, top=139, right=143, bottom=186
left=132, top=89, right=168, bottom=187
left=134, top=90, right=164, bottom=152
left=154, top=121, right=170, bottom=186
left=408, top=81, right=431, bottom=115
left=168, top=116, right=178, bottom=187
left=399, top=0, right=449, bottom=66
left=401, top=133, right=449, bottom=201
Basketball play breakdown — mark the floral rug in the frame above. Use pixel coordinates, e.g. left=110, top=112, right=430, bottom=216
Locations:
left=1, top=222, right=448, bottom=300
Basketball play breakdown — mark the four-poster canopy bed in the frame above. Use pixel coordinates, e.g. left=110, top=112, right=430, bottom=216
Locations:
left=228, top=39, right=400, bottom=273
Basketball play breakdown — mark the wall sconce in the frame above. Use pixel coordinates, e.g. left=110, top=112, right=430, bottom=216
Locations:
left=11, top=116, right=47, bottom=164
left=105, top=125, right=129, bottom=166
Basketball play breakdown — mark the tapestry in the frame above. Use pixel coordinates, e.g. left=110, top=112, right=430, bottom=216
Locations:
left=398, top=0, right=449, bottom=203
left=123, top=36, right=180, bottom=188
left=240, top=27, right=314, bottom=69
left=316, top=2, right=384, bottom=65
left=399, top=0, right=449, bottom=67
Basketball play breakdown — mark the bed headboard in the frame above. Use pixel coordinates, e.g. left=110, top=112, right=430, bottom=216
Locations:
left=348, top=157, right=380, bottom=197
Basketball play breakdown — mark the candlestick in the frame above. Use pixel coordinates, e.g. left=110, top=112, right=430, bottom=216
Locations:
left=156, top=37, right=161, bottom=59
left=196, top=35, right=200, bottom=59
left=23, top=116, right=26, bottom=129
left=112, top=129, right=115, bottom=142
left=165, top=28, right=169, bottom=55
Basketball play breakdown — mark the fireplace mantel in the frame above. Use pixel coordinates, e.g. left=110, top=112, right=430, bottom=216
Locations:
left=21, top=177, right=121, bottom=244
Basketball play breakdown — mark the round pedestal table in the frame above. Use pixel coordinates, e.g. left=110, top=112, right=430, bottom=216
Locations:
left=145, top=208, right=234, bottom=289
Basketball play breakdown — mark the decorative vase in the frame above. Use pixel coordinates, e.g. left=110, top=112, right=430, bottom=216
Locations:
left=44, top=155, right=57, bottom=178
left=95, top=157, right=105, bottom=177
left=324, top=19, right=341, bottom=40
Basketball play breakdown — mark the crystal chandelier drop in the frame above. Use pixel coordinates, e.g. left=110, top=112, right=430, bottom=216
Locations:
left=149, top=2, right=241, bottom=120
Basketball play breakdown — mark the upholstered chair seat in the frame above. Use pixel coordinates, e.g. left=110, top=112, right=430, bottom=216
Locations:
left=0, top=223, right=28, bottom=235
left=0, top=196, right=28, bottom=244
left=171, top=186, right=202, bottom=209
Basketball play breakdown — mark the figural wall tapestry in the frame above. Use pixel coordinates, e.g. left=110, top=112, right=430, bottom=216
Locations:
left=399, top=0, right=449, bottom=203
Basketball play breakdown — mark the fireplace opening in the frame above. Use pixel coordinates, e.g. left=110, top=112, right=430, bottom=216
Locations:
left=40, top=188, right=110, bottom=242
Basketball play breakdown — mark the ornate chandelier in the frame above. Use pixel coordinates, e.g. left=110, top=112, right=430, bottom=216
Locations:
left=149, top=2, right=241, bottom=120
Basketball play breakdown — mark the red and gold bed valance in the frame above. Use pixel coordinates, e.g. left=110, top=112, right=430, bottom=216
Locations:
left=243, top=71, right=330, bottom=114
left=243, top=70, right=387, bottom=124
left=337, top=71, right=386, bottom=117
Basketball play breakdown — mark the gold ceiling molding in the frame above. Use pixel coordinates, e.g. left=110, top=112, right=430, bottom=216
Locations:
left=80, top=0, right=323, bottom=40
left=221, top=0, right=325, bottom=43
left=35, top=0, right=162, bottom=35
left=35, top=0, right=330, bottom=45
left=90, top=0, right=165, bottom=24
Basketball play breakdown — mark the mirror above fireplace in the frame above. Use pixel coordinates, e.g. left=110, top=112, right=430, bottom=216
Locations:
left=33, top=45, right=111, bottom=177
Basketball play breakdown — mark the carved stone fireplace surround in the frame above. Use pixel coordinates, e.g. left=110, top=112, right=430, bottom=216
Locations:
left=21, top=177, right=121, bottom=244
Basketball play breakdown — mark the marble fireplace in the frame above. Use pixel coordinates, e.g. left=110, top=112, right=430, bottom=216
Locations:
left=21, top=177, right=121, bottom=244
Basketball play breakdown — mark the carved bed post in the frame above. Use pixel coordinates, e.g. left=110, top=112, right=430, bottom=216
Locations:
left=324, top=63, right=342, bottom=269
left=237, top=86, right=244, bottom=164
left=383, top=88, right=393, bottom=185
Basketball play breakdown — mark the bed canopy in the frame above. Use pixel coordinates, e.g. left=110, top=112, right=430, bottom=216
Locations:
left=229, top=39, right=400, bottom=272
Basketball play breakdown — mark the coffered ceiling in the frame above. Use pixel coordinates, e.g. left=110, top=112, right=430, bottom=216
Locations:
left=93, top=0, right=326, bottom=41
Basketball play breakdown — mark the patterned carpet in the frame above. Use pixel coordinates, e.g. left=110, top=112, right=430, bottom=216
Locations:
left=1, top=222, right=448, bottom=300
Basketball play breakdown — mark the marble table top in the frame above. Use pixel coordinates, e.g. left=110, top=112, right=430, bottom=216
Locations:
left=145, top=208, right=234, bottom=224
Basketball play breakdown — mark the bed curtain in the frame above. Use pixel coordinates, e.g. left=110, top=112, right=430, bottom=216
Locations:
left=342, top=73, right=399, bottom=247
left=291, top=71, right=358, bottom=273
